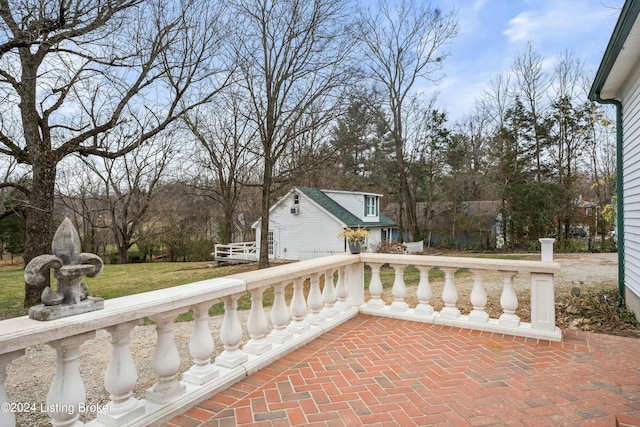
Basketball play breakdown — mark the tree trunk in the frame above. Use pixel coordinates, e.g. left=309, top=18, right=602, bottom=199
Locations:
left=258, top=159, right=272, bottom=269
left=23, top=158, right=57, bottom=307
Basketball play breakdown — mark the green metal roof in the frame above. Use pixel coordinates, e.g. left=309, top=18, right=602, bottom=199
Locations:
left=589, top=0, right=640, bottom=101
left=295, top=186, right=397, bottom=228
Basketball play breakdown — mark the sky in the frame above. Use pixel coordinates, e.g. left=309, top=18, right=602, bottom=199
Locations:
left=422, top=0, right=625, bottom=123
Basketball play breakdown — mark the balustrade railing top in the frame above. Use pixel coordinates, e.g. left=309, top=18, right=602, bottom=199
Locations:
left=360, top=252, right=561, bottom=274
left=1, top=251, right=561, bottom=427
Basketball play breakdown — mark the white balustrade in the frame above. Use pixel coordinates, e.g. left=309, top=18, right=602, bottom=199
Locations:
left=322, top=269, right=338, bottom=317
left=414, top=266, right=434, bottom=316
left=268, top=282, right=294, bottom=343
left=215, top=295, right=248, bottom=368
left=335, top=266, right=348, bottom=310
left=366, top=263, right=385, bottom=309
left=100, top=321, right=145, bottom=426
left=147, top=310, right=186, bottom=403
left=243, top=287, right=272, bottom=355
left=0, top=350, right=24, bottom=427
left=47, top=331, right=95, bottom=426
left=306, top=273, right=325, bottom=325
left=468, top=270, right=489, bottom=322
left=183, top=303, right=218, bottom=385
left=499, top=271, right=520, bottom=326
left=288, top=277, right=310, bottom=333
left=440, top=267, right=460, bottom=319
left=389, top=264, right=408, bottom=312
left=0, top=252, right=559, bottom=427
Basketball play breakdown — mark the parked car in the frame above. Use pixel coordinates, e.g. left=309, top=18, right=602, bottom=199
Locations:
left=550, top=228, right=588, bottom=238
left=569, top=228, right=587, bottom=238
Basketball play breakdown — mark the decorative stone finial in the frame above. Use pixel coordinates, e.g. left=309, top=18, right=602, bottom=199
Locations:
left=26, top=218, right=104, bottom=321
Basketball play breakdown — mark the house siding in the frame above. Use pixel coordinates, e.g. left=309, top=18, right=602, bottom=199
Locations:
left=254, top=188, right=390, bottom=260
left=267, top=192, right=346, bottom=260
left=324, top=190, right=381, bottom=223
left=622, top=60, right=640, bottom=310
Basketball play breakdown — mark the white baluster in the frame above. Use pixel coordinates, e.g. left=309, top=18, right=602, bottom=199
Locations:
left=322, top=269, right=338, bottom=317
left=335, top=267, right=348, bottom=310
left=389, top=264, right=408, bottom=312
left=468, top=270, right=489, bottom=322
left=414, top=266, right=434, bottom=316
left=440, top=267, right=460, bottom=319
left=146, top=310, right=186, bottom=403
left=499, top=271, right=520, bottom=326
left=268, top=282, right=293, bottom=343
left=46, top=331, right=95, bottom=427
left=243, top=287, right=273, bottom=355
left=99, top=321, right=145, bottom=425
left=366, top=263, right=385, bottom=309
left=306, top=273, right=325, bottom=325
left=183, top=302, right=219, bottom=385
left=288, top=277, right=310, bottom=333
left=215, top=294, right=248, bottom=368
left=0, top=350, right=24, bottom=427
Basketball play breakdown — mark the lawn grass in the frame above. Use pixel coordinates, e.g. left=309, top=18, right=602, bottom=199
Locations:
left=0, top=262, right=256, bottom=320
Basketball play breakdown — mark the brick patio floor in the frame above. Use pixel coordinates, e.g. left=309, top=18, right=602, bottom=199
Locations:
left=167, top=315, right=640, bottom=427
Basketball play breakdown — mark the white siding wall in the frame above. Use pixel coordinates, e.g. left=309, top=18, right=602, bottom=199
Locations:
left=323, top=190, right=381, bottom=222
left=268, top=193, right=346, bottom=260
left=621, top=62, right=640, bottom=304
left=255, top=191, right=387, bottom=260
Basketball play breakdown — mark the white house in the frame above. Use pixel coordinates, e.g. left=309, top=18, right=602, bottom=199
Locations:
left=589, top=0, right=640, bottom=321
left=252, top=187, right=397, bottom=260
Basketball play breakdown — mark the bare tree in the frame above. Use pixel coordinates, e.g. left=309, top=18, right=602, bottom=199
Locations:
left=56, top=162, right=110, bottom=255
left=184, top=91, right=258, bottom=244
left=355, top=0, right=457, bottom=241
left=81, top=135, right=176, bottom=264
left=230, top=0, right=356, bottom=267
left=512, top=41, right=550, bottom=184
left=0, top=0, right=230, bottom=305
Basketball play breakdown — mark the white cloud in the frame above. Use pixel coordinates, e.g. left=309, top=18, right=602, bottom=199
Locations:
left=503, top=1, right=621, bottom=46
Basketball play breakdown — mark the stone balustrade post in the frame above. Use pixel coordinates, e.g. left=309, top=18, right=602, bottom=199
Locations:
left=215, top=294, right=248, bottom=368
left=268, top=282, right=293, bottom=344
left=146, top=310, right=186, bottom=404
left=530, top=272, right=556, bottom=331
left=468, top=270, right=489, bottom=322
left=343, top=264, right=362, bottom=307
left=306, top=273, right=325, bottom=325
left=0, top=350, right=25, bottom=427
left=244, top=287, right=273, bottom=355
left=389, top=264, right=408, bottom=312
left=366, top=263, right=385, bottom=310
left=288, top=277, right=310, bottom=334
left=539, top=238, right=555, bottom=262
left=414, top=266, right=434, bottom=316
left=440, top=267, right=460, bottom=319
left=334, top=267, right=349, bottom=310
left=99, top=321, right=145, bottom=426
left=499, top=271, right=520, bottom=326
left=183, top=302, right=219, bottom=385
left=322, top=269, right=338, bottom=317
left=46, top=331, right=95, bottom=427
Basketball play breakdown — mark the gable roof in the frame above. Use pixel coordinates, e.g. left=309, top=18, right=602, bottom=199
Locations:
left=295, top=186, right=397, bottom=228
left=589, top=0, right=640, bottom=100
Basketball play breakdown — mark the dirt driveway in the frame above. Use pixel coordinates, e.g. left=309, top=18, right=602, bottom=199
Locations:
left=552, top=252, right=618, bottom=288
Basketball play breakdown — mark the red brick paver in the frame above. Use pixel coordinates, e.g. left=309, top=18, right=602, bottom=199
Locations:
left=167, top=315, right=640, bottom=426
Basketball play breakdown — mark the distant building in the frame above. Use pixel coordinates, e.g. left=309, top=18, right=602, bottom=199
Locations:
left=252, top=187, right=397, bottom=260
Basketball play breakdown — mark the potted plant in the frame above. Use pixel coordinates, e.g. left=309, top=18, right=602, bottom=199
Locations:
left=338, top=226, right=371, bottom=254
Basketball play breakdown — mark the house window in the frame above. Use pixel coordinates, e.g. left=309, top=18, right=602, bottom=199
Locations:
left=268, top=231, right=274, bottom=255
left=365, top=195, right=378, bottom=217
left=293, top=194, right=299, bottom=205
